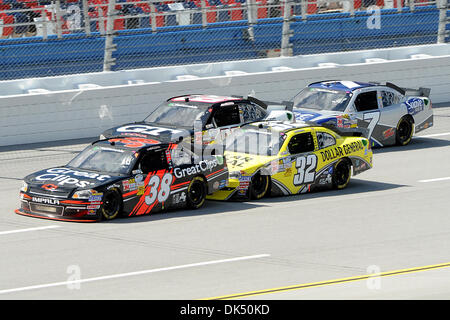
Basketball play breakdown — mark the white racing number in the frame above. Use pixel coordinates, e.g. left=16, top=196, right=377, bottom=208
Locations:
left=293, top=154, right=317, bottom=186
left=145, top=173, right=173, bottom=205
left=363, top=111, right=380, bottom=139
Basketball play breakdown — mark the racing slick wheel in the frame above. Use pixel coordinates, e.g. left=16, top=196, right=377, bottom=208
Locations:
left=332, top=159, right=351, bottom=190
left=187, top=176, right=208, bottom=209
left=250, top=172, right=270, bottom=200
left=100, top=187, right=123, bottom=220
left=396, top=116, right=414, bottom=146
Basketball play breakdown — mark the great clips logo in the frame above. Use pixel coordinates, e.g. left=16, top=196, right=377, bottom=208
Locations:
left=35, top=168, right=111, bottom=188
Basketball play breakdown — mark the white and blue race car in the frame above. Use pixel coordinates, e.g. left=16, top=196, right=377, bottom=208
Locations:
left=289, top=80, right=433, bottom=147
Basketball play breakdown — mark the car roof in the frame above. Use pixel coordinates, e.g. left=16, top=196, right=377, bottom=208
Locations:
left=167, top=94, right=268, bottom=109
left=168, top=94, right=242, bottom=104
left=93, top=136, right=174, bottom=151
left=308, top=80, right=376, bottom=92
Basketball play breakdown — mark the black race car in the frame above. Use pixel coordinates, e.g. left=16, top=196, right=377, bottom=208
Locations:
left=101, top=94, right=269, bottom=145
left=16, top=136, right=228, bottom=222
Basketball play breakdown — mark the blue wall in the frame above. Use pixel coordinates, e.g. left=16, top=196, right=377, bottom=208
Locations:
left=0, top=6, right=442, bottom=80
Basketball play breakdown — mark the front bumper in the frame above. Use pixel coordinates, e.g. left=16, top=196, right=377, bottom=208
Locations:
left=206, top=178, right=250, bottom=201
left=16, top=192, right=102, bottom=222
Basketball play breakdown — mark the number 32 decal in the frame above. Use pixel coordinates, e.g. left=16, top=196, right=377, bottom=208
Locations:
left=293, top=154, right=317, bottom=186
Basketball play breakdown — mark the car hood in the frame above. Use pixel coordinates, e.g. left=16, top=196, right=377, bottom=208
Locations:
left=24, top=167, right=124, bottom=195
left=292, top=108, right=345, bottom=123
left=101, top=122, right=193, bottom=143
left=225, top=152, right=277, bottom=175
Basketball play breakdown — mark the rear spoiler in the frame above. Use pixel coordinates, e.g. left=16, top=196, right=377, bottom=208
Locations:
left=385, top=82, right=431, bottom=97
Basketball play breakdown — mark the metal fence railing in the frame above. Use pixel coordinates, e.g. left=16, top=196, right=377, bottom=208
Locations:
left=0, top=0, right=448, bottom=80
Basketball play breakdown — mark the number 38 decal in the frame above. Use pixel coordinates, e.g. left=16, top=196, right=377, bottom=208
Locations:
left=145, top=173, right=173, bottom=205
left=293, top=154, right=317, bottom=186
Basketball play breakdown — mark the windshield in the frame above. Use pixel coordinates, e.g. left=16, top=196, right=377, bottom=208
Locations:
left=225, top=129, right=284, bottom=156
left=67, top=145, right=137, bottom=175
left=144, top=101, right=207, bottom=127
left=293, top=87, right=351, bottom=111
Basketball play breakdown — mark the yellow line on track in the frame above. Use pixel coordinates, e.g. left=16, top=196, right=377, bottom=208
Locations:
left=204, top=261, right=450, bottom=300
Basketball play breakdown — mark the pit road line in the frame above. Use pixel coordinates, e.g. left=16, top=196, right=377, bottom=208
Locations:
left=0, top=226, right=60, bottom=236
left=0, top=254, right=270, bottom=295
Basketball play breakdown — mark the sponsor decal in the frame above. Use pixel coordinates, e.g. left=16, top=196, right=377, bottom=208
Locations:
left=405, top=98, right=424, bottom=116
left=320, top=141, right=364, bottom=162
left=88, top=193, right=103, bottom=202
left=87, top=205, right=101, bottom=209
left=383, top=127, right=395, bottom=139
left=173, top=159, right=219, bottom=179
left=42, top=183, right=58, bottom=191
left=32, top=197, right=60, bottom=205
left=219, top=179, right=227, bottom=189
left=35, top=168, right=111, bottom=188
left=294, top=110, right=322, bottom=121
left=117, top=124, right=185, bottom=136
left=172, top=192, right=187, bottom=204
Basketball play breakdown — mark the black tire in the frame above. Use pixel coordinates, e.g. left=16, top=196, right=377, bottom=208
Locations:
left=250, top=172, right=270, bottom=200
left=100, top=188, right=122, bottom=220
left=332, top=159, right=351, bottom=190
left=395, top=116, right=414, bottom=146
left=186, top=176, right=207, bottom=209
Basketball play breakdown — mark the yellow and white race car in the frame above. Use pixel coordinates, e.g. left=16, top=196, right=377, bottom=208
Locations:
left=207, top=121, right=373, bottom=201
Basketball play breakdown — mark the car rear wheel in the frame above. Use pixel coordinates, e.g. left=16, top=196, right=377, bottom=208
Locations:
left=250, top=172, right=270, bottom=200
left=396, top=116, right=414, bottom=146
left=100, top=188, right=122, bottom=220
left=332, top=159, right=351, bottom=190
left=186, top=176, right=207, bottom=209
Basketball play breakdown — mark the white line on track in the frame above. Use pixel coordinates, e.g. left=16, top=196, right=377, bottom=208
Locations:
left=0, top=254, right=270, bottom=295
left=418, top=177, right=450, bottom=183
left=417, top=132, right=450, bottom=138
left=0, top=225, right=60, bottom=236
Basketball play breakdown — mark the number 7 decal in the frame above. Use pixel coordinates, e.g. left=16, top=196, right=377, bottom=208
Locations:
left=363, top=111, right=380, bottom=139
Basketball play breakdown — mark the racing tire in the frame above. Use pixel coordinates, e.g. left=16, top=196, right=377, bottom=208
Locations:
left=100, top=188, right=123, bottom=220
left=332, top=159, right=351, bottom=190
left=186, top=176, right=207, bottom=209
left=250, top=172, right=270, bottom=200
left=395, top=116, right=414, bottom=146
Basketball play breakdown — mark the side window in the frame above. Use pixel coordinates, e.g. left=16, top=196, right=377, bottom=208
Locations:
left=140, top=150, right=168, bottom=174
left=213, top=105, right=241, bottom=127
left=288, top=132, right=315, bottom=154
left=381, top=90, right=401, bottom=108
left=239, top=103, right=266, bottom=123
left=316, top=131, right=336, bottom=149
left=354, top=91, right=379, bottom=112
left=171, top=147, right=193, bottom=167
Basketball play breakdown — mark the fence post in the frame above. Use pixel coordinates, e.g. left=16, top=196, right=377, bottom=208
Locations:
left=247, top=0, right=257, bottom=41
left=103, top=0, right=117, bottom=72
left=150, top=2, right=157, bottom=32
left=281, top=0, right=293, bottom=56
left=82, top=0, right=91, bottom=35
left=301, top=0, right=308, bottom=20
left=55, top=0, right=63, bottom=39
left=437, top=0, right=447, bottom=43
left=201, top=0, right=208, bottom=28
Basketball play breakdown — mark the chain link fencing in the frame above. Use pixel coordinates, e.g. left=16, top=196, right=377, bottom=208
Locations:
left=0, top=0, right=448, bottom=80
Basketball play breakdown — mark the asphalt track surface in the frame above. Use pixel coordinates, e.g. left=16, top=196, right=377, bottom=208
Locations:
left=0, top=105, right=449, bottom=300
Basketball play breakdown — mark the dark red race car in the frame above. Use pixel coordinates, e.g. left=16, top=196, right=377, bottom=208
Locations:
left=16, top=136, right=228, bottom=222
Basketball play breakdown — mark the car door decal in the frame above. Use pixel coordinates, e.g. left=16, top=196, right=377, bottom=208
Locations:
left=293, top=154, right=317, bottom=186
